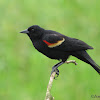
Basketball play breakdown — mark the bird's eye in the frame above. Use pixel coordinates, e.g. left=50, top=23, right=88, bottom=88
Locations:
left=31, top=29, right=34, bottom=31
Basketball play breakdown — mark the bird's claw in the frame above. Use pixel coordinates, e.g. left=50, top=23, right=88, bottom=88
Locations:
left=51, top=68, right=59, bottom=79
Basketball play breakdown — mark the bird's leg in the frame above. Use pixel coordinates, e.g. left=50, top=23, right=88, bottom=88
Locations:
left=51, top=60, right=77, bottom=78
left=51, top=61, right=65, bottom=78
left=65, top=60, right=78, bottom=65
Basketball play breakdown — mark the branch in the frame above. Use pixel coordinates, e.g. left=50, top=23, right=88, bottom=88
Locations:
left=65, top=60, right=78, bottom=65
left=45, top=72, right=56, bottom=100
left=45, top=60, right=77, bottom=100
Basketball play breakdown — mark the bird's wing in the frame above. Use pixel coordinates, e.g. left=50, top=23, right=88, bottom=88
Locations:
left=42, top=31, right=93, bottom=51
left=63, top=37, right=93, bottom=51
left=42, top=32, right=65, bottom=48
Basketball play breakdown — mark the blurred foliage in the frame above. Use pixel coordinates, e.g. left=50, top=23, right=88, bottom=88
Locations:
left=0, top=0, right=100, bottom=100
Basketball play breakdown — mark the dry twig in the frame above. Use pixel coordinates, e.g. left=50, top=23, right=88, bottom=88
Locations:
left=45, top=72, right=56, bottom=100
left=45, top=60, right=77, bottom=100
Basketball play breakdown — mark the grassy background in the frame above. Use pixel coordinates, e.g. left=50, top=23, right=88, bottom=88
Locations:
left=0, top=0, right=100, bottom=100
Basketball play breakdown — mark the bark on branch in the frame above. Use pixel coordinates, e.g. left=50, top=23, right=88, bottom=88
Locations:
left=45, top=72, right=56, bottom=100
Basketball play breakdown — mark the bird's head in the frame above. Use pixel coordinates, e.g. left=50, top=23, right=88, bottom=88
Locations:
left=20, top=25, right=44, bottom=39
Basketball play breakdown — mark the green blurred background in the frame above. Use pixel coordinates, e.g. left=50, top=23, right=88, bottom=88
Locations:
left=0, top=0, right=100, bottom=100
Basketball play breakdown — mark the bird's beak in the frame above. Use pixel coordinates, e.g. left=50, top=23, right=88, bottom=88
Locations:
left=20, top=29, right=29, bottom=34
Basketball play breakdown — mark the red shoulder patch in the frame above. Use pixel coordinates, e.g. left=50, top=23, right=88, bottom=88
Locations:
left=43, top=38, right=65, bottom=48
left=43, top=40, right=54, bottom=46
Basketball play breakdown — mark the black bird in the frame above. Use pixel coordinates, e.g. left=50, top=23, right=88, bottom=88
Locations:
left=20, top=25, right=100, bottom=76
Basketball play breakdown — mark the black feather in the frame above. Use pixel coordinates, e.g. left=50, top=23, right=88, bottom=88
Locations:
left=72, top=51, right=100, bottom=74
left=20, top=25, right=100, bottom=75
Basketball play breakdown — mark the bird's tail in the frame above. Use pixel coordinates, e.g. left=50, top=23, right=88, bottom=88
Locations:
left=72, top=51, right=100, bottom=74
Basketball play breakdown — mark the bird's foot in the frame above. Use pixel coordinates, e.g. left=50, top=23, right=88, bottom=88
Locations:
left=50, top=61, right=64, bottom=79
left=51, top=68, right=59, bottom=79
left=65, top=60, right=78, bottom=65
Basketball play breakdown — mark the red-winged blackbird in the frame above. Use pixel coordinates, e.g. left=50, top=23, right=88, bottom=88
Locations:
left=20, top=25, right=100, bottom=76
